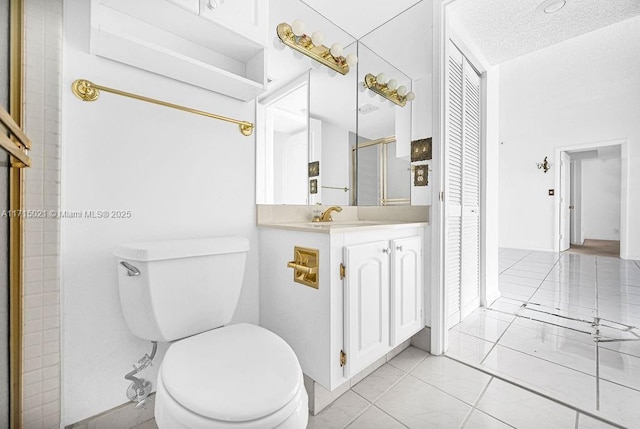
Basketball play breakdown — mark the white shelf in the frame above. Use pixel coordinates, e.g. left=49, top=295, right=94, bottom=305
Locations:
left=91, top=0, right=267, bottom=101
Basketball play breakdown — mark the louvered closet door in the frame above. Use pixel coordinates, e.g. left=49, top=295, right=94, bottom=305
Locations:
left=460, top=60, right=481, bottom=319
left=445, top=42, right=481, bottom=328
left=445, top=46, right=464, bottom=328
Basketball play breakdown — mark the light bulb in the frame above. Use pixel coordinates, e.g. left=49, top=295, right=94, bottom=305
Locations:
left=397, top=85, right=408, bottom=97
left=330, top=43, right=343, bottom=57
left=376, top=73, right=387, bottom=84
left=291, top=19, right=306, bottom=37
left=406, top=91, right=416, bottom=101
left=311, top=31, right=325, bottom=46
left=387, top=79, right=397, bottom=90
left=346, top=53, right=358, bottom=67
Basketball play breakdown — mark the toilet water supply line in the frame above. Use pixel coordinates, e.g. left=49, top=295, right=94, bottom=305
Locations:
left=125, top=341, right=158, bottom=407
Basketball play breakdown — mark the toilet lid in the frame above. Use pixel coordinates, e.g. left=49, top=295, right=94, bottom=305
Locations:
left=160, top=323, right=302, bottom=422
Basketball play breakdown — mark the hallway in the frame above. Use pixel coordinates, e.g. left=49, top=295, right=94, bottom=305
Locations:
left=446, top=249, right=640, bottom=428
left=568, top=239, right=621, bottom=258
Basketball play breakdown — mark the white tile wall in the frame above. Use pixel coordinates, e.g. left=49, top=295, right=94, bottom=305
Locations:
left=22, top=0, right=62, bottom=427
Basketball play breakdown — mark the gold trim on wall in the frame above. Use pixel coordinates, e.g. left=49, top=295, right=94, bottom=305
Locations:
left=9, top=1, right=25, bottom=428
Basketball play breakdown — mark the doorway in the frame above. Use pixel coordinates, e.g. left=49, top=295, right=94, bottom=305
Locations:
left=556, top=140, right=628, bottom=259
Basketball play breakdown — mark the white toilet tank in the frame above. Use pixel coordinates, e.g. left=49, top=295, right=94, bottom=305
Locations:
left=114, top=237, right=249, bottom=342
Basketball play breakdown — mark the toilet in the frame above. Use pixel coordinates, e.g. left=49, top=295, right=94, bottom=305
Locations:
left=114, top=237, right=309, bottom=429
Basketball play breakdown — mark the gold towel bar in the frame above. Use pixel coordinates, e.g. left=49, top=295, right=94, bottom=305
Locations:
left=71, top=79, right=254, bottom=136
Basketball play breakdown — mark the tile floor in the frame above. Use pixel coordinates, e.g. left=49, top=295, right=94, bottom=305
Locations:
left=447, top=248, right=640, bottom=429
left=308, top=347, right=619, bottom=428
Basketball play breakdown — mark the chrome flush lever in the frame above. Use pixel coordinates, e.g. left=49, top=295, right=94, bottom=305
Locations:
left=120, top=261, right=141, bottom=277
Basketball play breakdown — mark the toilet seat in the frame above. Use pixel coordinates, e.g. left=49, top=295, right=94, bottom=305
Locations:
left=155, top=323, right=308, bottom=429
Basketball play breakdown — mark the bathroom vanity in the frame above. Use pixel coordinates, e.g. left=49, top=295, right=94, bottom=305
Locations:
left=259, top=217, right=427, bottom=393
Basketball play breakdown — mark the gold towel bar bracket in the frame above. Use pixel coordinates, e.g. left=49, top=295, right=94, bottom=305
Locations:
left=71, top=79, right=254, bottom=136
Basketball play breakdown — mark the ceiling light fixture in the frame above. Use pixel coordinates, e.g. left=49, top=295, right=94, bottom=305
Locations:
left=536, top=0, right=567, bottom=14
left=276, top=20, right=357, bottom=75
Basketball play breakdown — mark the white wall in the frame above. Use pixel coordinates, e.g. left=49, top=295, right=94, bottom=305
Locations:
left=498, top=16, right=640, bottom=257
left=61, top=0, right=259, bottom=424
left=581, top=157, right=621, bottom=241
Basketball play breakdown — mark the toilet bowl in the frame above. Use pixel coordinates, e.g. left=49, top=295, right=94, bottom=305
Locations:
left=114, top=237, right=308, bottom=429
left=155, top=324, right=308, bottom=429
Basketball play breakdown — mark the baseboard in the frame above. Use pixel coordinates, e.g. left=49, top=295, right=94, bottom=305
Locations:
left=65, top=395, right=155, bottom=429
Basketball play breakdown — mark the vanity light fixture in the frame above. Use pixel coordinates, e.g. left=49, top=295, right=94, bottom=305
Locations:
left=363, top=73, right=415, bottom=107
left=276, top=19, right=358, bottom=75
left=537, top=156, right=552, bottom=173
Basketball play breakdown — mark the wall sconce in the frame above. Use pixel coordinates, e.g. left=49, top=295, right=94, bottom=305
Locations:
left=537, top=156, right=552, bottom=173
left=364, top=73, right=415, bottom=107
left=276, top=19, right=358, bottom=75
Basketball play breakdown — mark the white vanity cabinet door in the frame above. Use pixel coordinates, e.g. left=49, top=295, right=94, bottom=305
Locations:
left=391, top=236, right=423, bottom=346
left=167, top=0, right=199, bottom=13
left=199, top=0, right=269, bottom=46
left=343, top=240, right=391, bottom=378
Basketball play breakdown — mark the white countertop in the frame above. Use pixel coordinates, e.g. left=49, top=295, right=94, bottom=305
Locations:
left=257, top=220, right=429, bottom=234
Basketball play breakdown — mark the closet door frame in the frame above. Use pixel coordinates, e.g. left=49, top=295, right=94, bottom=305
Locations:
left=431, top=0, right=489, bottom=355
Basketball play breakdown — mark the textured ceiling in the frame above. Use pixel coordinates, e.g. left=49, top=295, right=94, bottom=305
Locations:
left=300, top=0, right=422, bottom=39
left=449, top=0, right=640, bottom=65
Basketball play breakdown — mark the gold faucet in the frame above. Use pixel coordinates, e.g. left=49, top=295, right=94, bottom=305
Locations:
left=317, top=206, right=343, bottom=222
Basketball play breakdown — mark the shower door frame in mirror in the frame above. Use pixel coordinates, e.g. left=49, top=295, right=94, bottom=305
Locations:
left=2, top=0, right=28, bottom=426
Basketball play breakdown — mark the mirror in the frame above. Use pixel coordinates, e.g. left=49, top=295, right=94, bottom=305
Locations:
left=257, top=0, right=432, bottom=206
left=257, top=0, right=357, bottom=205
left=358, top=1, right=433, bottom=206
left=256, top=73, right=309, bottom=205
left=355, top=43, right=412, bottom=206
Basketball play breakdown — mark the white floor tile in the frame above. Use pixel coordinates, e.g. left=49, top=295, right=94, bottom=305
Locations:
left=577, top=414, right=619, bottom=429
left=351, top=364, right=405, bottom=403
left=498, top=282, right=538, bottom=301
left=462, top=410, right=513, bottom=429
left=476, top=307, right=517, bottom=323
left=446, top=330, right=495, bottom=364
left=598, top=329, right=640, bottom=358
left=532, top=287, right=597, bottom=310
left=510, top=263, right=555, bottom=274
left=481, top=345, right=597, bottom=410
left=512, top=316, right=595, bottom=346
left=475, top=378, right=576, bottom=429
left=517, top=303, right=595, bottom=333
left=307, top=391, right=370, bottom=429
left=598, top=380, right=640, bottom=429
left=346, top=406, right=406, bottom=429
left=376, top=376, right=470, bottom=429
left=502, top=268, right=549, bottom=280
left=410, top=356, right=491, bottom=405
left=498, top=323, right=596, bottom=375
left=598, top=348, right=640, bottom=391
left=488, top=297, right=526, bottom=315
left=387, top=347, right=428, bottom=373
left=498, top=274, right=542, bottom=288
left=452, top=311, right=512, bottom=343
